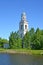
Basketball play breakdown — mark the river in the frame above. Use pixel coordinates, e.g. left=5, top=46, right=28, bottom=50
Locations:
left=0, top=53, right=43, bottom=65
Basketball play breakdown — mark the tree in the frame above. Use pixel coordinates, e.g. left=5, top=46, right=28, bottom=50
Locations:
left=31, top=28, right=42, bottom=49
left=29, top=28, right=35, bottom=36
left=0, top=38, right=8, bottom=48
left=23, top=32, right=31, bottom=49
left=9, top=32, right=22, bottom=49
left=31, top=39, right=41, bottom=49
left=40, top=30, right=43, bottom=49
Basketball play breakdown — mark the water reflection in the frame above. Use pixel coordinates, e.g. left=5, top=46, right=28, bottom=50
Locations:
left=0, top=53, right=43, bottom=65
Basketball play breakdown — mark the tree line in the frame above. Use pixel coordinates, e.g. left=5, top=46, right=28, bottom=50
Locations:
left=0, top=28, right=43, bottom=49
left=9, top=28, right=43, bottom=50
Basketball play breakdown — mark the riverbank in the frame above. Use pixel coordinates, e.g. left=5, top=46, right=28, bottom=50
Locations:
left=0, top=49, right=43, bottom=55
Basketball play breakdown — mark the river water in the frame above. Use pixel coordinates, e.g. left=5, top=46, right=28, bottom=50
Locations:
left=0, top=53, right=43, bottom=65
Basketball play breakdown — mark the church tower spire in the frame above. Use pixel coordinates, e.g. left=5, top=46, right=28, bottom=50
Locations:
left=19, top=12, right=28, bottom=38
left=21, top=12, right=26, bottom=21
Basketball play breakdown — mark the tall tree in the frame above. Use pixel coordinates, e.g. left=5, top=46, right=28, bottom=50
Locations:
left=29, top=28, right=35, bottom=36
left=31, top=28, right=42, bottom=49
left=9, top=32, right=22, bottom=48
left=23, top=32, right=31, bottom=49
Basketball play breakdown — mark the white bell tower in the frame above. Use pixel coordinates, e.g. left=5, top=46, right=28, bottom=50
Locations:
left=19, top=12, right=28, bottom=38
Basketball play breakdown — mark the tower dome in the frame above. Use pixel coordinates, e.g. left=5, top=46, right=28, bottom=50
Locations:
left=21, top=12, right=26, bottom=21
left=21, top=12, right=26, bottom=16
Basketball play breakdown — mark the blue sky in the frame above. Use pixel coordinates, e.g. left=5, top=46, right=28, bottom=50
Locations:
left=0, top=0, right=43, bottom=39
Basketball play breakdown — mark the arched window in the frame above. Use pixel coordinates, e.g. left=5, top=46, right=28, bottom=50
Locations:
left=25, top=25, right=27, bottom=29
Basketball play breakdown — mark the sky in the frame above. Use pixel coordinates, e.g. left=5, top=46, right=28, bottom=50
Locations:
left=0, top=0, right=43, bottom=39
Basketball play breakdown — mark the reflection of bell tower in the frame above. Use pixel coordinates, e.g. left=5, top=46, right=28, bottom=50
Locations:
left=19, top=12, right=28, bottom=38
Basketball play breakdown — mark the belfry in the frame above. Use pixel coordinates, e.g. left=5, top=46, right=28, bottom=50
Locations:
left=19, top=12, right=28, bottom=38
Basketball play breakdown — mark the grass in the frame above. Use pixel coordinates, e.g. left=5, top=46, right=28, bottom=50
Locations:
left=13, top=49, right=43, bottom=55
left=0, top=48, right=43, bottom=55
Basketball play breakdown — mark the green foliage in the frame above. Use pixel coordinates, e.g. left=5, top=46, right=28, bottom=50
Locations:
left=9, top=28, right=43, bottom=50
left=40, top=31, right=43, bottom=49
left=31, top=39, right=41, bottom=49
left=0, top=38, right=8, bottom=48
left=9, top=32, right=22, bottom=49
left=23, top=32, right=31, bottom=49
left=0, top=27, right=42, bottom=50
left=31, top=28, right=43, bottom=49
left=29, top=28, right=35, bottom=36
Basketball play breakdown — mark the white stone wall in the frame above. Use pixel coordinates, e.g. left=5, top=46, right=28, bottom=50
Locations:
left=19, top=12, right=28, bottom=38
